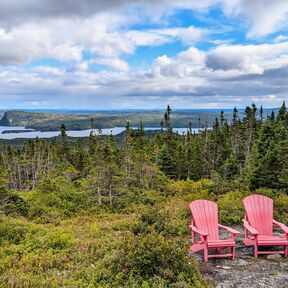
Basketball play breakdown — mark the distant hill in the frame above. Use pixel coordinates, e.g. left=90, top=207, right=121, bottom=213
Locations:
left=0, top=108, right=277, bottom=132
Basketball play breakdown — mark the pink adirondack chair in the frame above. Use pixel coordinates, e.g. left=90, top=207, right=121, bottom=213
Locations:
left=243, top=195, right=288, bottom=258
left=189, top=200, right=240, bottom=262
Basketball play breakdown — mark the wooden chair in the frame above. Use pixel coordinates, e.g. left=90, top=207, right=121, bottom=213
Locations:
left=189, top=199, right=240, bottom=262
left=243, top=194, right=288, bottom=258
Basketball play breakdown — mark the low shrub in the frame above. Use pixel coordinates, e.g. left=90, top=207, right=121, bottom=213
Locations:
left=112, top=231, right=208, bottom=287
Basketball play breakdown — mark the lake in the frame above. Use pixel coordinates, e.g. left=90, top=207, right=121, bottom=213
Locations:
left=0, top=126, right=201, bottom=139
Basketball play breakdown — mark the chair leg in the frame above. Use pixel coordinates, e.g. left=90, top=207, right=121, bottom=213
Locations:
left=284, top=245, right=287, bottom=257
left=204, top=246, right=208, bottom=262
left=232, top=246, right=235, bottom=260
left=254, top=244, right=258, bottom=258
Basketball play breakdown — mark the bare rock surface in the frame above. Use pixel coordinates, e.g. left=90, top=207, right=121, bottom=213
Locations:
left=190, top=226, right=288, bottom=288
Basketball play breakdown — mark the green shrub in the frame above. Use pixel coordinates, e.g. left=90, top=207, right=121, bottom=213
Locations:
left=112, top=188, right=165, bottom=213
left=0, top=217, right=27, bottom=245
left=26, top=177, right=92, bottom=223
left=2, top=194, right=29, bottom=217
left=113, top=231, right=207, bottom=287
left=217, top=191, right=249, bottom=224
left=271, top=192, right=288, bottom=223
left=46, top=231, right=72, bottom=250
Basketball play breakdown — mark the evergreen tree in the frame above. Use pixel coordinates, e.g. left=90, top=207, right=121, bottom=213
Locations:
left=260, top=105, right=264, bottom=123
left=220, top=111, right=225, bottom=127
left=158, top=145, right=176, bottom=179
left=249, top=119, right=277, bottom=189
left=277, top=101, right=286, bottom=122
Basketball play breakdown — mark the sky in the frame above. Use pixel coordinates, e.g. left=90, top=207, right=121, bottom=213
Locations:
left=0, top=0, right=288, bottom=110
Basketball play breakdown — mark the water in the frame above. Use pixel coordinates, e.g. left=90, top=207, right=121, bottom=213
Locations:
left=0, top=126, right=201, bottom=140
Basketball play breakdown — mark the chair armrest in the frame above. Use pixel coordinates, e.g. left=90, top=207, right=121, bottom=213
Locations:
left=243, top=219, right=259, bottom=235
left=189, top=225, right=208, bottom=237
left=273, top=219, right=288, bottom=234
left=218, top=224, right=240, bottom=235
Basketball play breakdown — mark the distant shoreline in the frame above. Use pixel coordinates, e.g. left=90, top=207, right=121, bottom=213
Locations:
left=0, top=108, right=276, bottom=133
left=0, top=107, right=280, bottom=113
left=1, top=129, right=35, bottom=134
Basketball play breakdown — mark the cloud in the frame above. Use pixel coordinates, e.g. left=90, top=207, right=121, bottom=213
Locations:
left=0, top=0, right=221, bottom=26
left=0, top=0, right=288, bottom=109
left=94, top=58, right=129, bottom=71
left=151, top=47, right=206, bottom=78
left=222, top=0, right=288, bottom=38
left=126, top=25, right=205, bottom=47
left=151, top=26, right=204, bottom=45
left=0, top=23, right=82, bottom=64
left=206, top=42, right=288, bottom=73
left=1, top=0, right=288, bottom=38
left=1, top=39, right=286, bottom=109
left=0, top=13, right=206, bottom=67
left=0, top=56, right=287, bottom=109
left=0, top=0, right=136, bottom=26
left=0, top=15, right=133, bottom=64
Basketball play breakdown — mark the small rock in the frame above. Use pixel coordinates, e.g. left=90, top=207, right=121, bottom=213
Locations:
left=267, top=254, right=281, bottom=260
left=216, top=265, right=231, bottom=270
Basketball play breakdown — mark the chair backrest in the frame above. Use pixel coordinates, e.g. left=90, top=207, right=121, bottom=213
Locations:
left=243, top=195, right=273, bottom=236
left=190, top=200, right=219, bottom=240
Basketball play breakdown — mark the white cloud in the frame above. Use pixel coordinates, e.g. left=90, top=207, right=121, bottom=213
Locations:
left=206, top=42, right=288, bottom=73
left=222, top=0, right=288, bottom=38
left=31, top=66, right=64, bottom=76
left=126, top=25, right=204, bottom=47
left=178, top=47, right=206, bottom=65
left=150, top=46, right=206, bottom=79
left=0, top=23, right=83, bottom=64
left=0, top=12, right=207, bottom=71
left=94, top=58, right=129, bottom=71
left=151, top=26, right=204, bottom=44
left=0, top=15, right=135, bottom=65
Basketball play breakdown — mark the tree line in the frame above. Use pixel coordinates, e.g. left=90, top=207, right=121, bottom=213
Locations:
left=1, top=102, right=288, bottom=199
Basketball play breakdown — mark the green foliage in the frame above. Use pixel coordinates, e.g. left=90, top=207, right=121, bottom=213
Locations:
left=159, top=145, right=177, bottom=179
left=27, top=177, right=92, bottom=223
left=0, top=216, right=28, bottom=245
left=46, top=231, right=72, bottom=250
left=2, top=194, right=29, bottom=217
left=0, top=165, right=8, bottom=192
left=218, top=191, right=248, bottom=224
left=114, top=231, right=205, bottom=287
